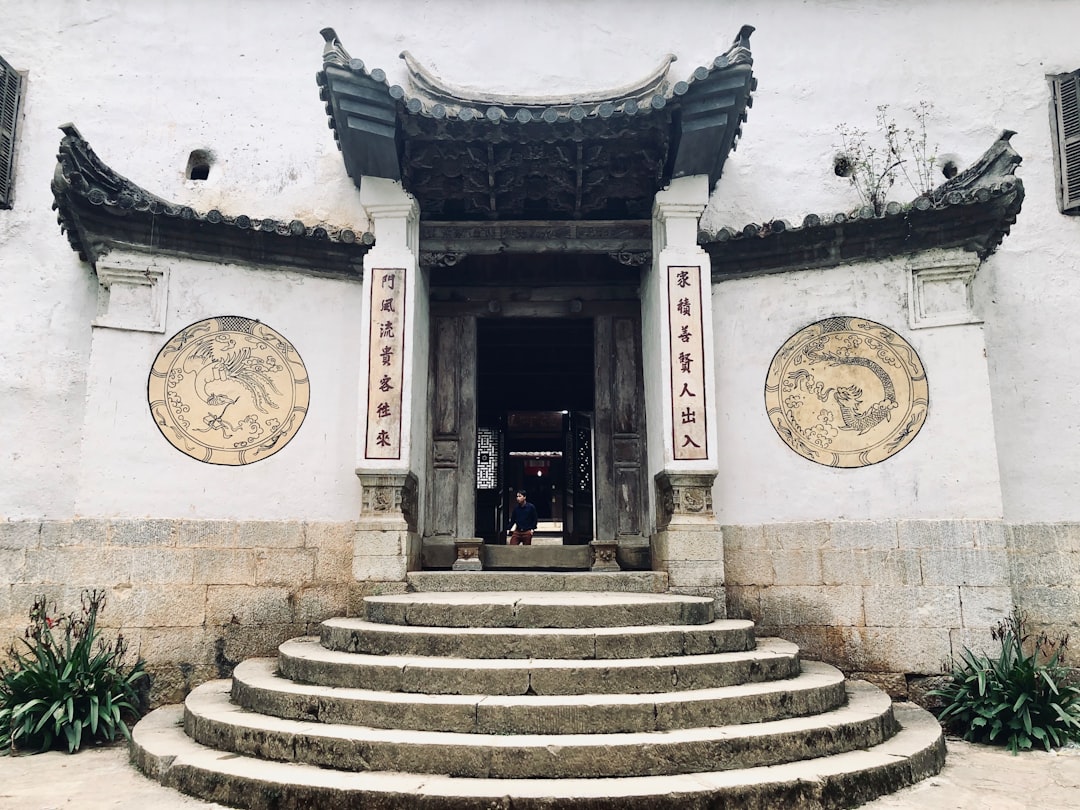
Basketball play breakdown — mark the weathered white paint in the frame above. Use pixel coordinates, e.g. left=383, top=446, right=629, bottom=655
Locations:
left=713, top=249, right=1003, bottom=524
left=1, top=0, right=1079, bottom=529
left=75, top=251, right=366, bottom=520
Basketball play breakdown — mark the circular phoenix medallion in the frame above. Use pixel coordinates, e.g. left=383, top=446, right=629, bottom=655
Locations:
left=764, top=317, right=928, bottom=468
left=147, top=316, right=309, bottom=465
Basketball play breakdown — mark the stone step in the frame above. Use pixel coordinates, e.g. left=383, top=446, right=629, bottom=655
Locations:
left=482, top=544, right=591, bottom=570
left=320, top=616, right=755, bottom=659
left=183, top=679, right=897, bottom=779
left=231, top=658, right=848, bottom=734
left=407, top=570, right=669, bottom=593
left=363, top=590, right=715, bottom=628
left=135, top=702, right=943, bottom=809
left=277, top=636, right=802, bottom=696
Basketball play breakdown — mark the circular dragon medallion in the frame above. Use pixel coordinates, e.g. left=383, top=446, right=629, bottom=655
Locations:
left=764, top=316, right=928, bottom=468
left=147, top=316, right=309, bottom=465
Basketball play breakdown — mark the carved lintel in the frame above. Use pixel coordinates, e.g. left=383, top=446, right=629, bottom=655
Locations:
left=420, top=251, right=468, bottom=268
left=589, top=540, right=621, bottom=572
left=357, top=471, right=418, bottom=531
left=608, top=251, right=651, bottom=267
left=655, top=471, right=716, bottom=531
left=452, top=537, right=484, bottom=571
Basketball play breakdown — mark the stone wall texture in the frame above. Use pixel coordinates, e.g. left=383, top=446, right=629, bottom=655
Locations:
left=0, top=520, right=405, bottom=705
left=3, top=517, right=1075, bottom=704
left=723, top=520, right=1079, bottom=697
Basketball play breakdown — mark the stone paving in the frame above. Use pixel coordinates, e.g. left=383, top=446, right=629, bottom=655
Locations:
left=0, top=737, right=1077, bottom=809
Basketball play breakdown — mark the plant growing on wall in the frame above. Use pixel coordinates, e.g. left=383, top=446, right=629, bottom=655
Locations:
left=835, top=102, right=938, bottom=215
left=930, top=608, right=1080, bottom=753
left=0, top=590, right=147, bottom=754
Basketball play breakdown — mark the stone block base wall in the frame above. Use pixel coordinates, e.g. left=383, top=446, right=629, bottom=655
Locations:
left=0, top=520, right=407, bottom=706
left=723, top=520, right=1080, bottom=699
left=3, top=518, right=1076, bottom=707
left=1006, top=524, right=1080, bottom=643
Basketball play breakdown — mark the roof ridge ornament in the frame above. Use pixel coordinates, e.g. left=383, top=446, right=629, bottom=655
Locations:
left=929, top=130, right=1021, bottom=204
left=319, top=28, right=352, bottom=69
left=398, top=50, right=677, bottom=109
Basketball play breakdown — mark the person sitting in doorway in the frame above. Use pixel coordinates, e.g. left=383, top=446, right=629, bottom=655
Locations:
left=507, top=489, right=538, bottom=545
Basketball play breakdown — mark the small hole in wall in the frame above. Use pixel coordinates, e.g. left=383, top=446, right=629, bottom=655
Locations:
left=939, top=153, right=962, bottom=180
left=186, top=149, right=213, bottom=181
left=833, top=153, right=854, bottom=178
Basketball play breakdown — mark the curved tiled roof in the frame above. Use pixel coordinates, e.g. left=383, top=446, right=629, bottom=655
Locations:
left=701, top=132, right=1025, bottom=279
left=52, top=125, right=373, bottom=277
left=318, top=26, right=756, bottom=220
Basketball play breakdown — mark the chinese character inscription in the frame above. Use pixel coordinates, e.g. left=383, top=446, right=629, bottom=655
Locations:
left=366, top=268, right=407, bottom=459
left=668, top=266, right=708, bottom=460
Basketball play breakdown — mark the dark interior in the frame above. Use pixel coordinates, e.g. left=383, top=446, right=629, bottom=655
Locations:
left=476, top=318, right=594, bottom=421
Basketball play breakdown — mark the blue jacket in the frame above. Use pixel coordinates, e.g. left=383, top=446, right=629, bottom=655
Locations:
left=508, top=501, right=539, bottom=532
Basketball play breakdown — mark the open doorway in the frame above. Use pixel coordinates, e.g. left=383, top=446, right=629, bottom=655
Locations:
left=475, top=318, right=594, bottom=545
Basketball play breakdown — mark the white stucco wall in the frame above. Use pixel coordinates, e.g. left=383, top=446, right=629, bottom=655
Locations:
left=712, top=252, right=1003, bottom=524
left=2, top=0, right=1079, bottom=525
left=75, top=255, right=366, bottom=520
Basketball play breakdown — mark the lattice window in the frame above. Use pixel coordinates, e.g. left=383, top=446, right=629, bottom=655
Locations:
left=0, top=54, right=25, bottom=210
left=575, top=427, right=591, bottom=493
left=1051, top=71, right=1080, bottom=215
left=475, top=427, right=500, bottom=490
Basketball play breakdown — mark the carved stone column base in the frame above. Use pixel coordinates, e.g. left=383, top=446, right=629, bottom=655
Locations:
left=452, top=538, right=484, bottom=571
left=590, top=540, right=621, bottom=572
left=652, top=470, right=724, bottom=613
left=356, top=471, right=418, bottom=530
left=654, top=470, right=716, bottom=530
left=355, top=471, right=420, bottom=582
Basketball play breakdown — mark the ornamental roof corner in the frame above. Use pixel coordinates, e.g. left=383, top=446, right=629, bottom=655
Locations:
left=700, top=130, right=1025, bottom=279
left=51, top=125, right=373, bottom=277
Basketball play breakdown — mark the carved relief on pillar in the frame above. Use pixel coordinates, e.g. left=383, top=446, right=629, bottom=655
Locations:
left=654, top=470, right=716, bottom=531
left=357, top=471, right=418, bottom=532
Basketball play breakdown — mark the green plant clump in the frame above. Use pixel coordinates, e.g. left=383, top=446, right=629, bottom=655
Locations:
left=0, top=589, right=147, bottom=754
left=835, top=102, right=938, bottom=215
left=930, top=608, right=1080, bottom=753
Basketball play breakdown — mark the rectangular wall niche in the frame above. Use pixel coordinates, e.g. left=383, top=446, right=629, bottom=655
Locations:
left=93, top=259, right=169, bottom=333
left=365, top=267, right=406, bottom=459
left=907, top=254, right=980, bottom=329
left=668, top=265, right=708, bottom=460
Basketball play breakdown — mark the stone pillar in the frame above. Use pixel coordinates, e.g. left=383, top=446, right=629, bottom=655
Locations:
left=353, top=178, right=427, bottom=583
left=643, top=175, right=725, bottom=608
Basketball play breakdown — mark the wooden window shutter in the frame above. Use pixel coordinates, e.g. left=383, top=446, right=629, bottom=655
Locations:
left=1051, top=71, right=1080, bottom=214
left=0, top=54, right=25, bottom=209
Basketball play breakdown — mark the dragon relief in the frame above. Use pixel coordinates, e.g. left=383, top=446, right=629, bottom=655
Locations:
left=765, top=317, right=927, bottom=468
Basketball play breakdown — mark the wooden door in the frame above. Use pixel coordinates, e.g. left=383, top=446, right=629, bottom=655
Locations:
left=593, top=314, right=648, bottom=544
left=426, top=315, right=477, bottom=540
